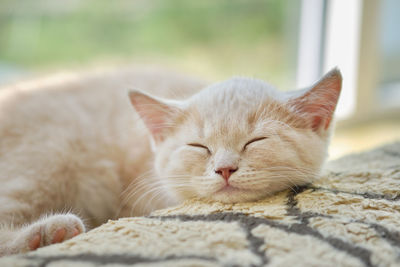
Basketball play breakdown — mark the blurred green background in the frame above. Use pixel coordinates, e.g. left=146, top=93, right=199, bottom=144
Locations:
left=0, top=0, right=300, bottom=87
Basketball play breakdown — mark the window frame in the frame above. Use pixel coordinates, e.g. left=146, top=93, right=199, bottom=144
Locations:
left=296, top=0, right=399, bottom=124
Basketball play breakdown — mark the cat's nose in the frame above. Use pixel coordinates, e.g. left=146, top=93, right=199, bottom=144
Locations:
left=215, top=166, right=238, bottom=181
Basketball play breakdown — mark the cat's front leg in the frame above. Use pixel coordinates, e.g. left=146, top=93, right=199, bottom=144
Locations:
left=0, top=213, right=85, bottom=256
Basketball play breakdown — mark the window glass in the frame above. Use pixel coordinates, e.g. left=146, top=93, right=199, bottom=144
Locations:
left=379, top=0, right=400, bottom=107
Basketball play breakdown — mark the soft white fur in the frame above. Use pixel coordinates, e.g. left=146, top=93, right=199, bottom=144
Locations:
left=0, top=67, right=341, bottom=256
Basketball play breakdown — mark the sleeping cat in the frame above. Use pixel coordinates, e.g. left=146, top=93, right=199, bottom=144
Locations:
left=0, top=67, right=341, bottom=256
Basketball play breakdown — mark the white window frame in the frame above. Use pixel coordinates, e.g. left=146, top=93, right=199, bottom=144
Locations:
left=296, top=0, right=392, bottom=124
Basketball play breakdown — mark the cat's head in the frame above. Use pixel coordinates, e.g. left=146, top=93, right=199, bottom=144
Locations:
left=129, top=69, right=342, bottom=203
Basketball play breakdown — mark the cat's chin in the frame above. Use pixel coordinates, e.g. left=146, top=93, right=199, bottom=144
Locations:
left=208, top=185, right=267, bottom=204
left=216, top=185, right=242, bottom=194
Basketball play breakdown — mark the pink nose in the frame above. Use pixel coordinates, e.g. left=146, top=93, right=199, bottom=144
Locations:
left=215, top=167, right=238, bottom=181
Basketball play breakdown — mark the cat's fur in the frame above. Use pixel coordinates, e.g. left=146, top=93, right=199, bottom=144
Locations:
left=0, top=67, right=341, bottom=256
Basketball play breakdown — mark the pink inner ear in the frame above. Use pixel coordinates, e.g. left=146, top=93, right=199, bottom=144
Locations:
left=292, top=69, right=342, bottom=131
left=144, top=111, right=168, bottom=137
left=301, top=90, right=338, bottom=130
left=129, top=91, right=175, bottom=142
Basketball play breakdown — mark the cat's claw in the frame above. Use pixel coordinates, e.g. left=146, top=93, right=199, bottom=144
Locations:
left=15, top=214, right=85, bottom=253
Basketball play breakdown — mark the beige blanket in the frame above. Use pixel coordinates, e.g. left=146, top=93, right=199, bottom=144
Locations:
left=2, top=142, right=400, bottom=267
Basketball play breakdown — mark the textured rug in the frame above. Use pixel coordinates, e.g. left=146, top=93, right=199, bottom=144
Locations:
left=1, top=142, right=400, bottom=267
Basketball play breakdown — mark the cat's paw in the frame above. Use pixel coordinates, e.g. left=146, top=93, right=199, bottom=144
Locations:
left=14, top=214, right=85, bottom=253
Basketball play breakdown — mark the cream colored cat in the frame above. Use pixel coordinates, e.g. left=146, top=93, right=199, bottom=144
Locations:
left=0, top=67, right=341, bottom=256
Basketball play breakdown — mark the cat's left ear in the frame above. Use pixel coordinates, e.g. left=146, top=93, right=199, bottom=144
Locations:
left=290, top=68, right=342, bottom=132
left=129, top=90, right=182, bottom=143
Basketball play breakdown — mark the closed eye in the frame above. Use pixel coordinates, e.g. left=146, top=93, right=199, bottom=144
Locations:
left=243, top=137, right=268, bottom=150
left=187, top=143, right=211, bottom=154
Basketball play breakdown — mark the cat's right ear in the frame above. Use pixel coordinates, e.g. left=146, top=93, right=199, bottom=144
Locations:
left=128, top=90, right=182, bottom=143
left=289, top=68, right=342, bottom=132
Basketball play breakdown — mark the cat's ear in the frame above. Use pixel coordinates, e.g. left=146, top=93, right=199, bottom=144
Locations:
left=129, top=90, right=182, bottom=143
left=290, top=68, right=342, bottom=132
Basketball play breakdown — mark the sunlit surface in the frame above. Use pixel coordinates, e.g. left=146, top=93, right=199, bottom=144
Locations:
left=330, top=120, right=400, bottom=160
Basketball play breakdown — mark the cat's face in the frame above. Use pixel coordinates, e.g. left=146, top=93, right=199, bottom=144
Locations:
left=130, top=69, right=342, bottom=203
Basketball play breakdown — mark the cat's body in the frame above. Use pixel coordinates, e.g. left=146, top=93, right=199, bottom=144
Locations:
left=0, top=68, right=206, bottom=255
left=0, top=67, right=341, bottom=256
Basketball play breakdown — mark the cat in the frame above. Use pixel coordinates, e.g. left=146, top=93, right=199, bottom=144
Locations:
left=0, top=67, right=341, bottom=256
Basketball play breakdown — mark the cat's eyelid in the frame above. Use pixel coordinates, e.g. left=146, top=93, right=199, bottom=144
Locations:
left=243, top=137, right=268, bottom=149
left=187, top=143, right=211, bottom=153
